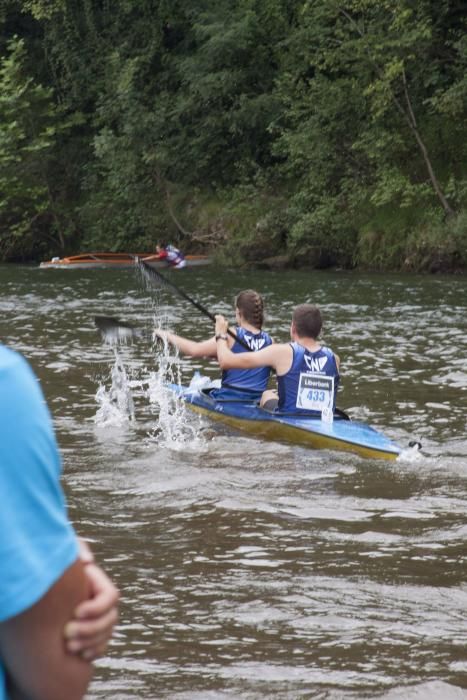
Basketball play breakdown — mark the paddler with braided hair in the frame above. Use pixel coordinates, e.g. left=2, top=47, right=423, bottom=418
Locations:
left=215, top=303, right=340, bottom=418
left=154, top=289, right=273, bottom=400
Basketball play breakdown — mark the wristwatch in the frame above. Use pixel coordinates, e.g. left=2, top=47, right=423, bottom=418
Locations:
left=215, top=333, right=228, bottom=341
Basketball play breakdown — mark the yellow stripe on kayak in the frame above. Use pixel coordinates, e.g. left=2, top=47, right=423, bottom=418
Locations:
left=184, top=403, right=399, bottom=461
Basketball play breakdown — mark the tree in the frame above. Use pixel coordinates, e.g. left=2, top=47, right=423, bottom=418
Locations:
left=274, top=0, right=467, bottom=266
left=0, top=36, right=81, bottom=260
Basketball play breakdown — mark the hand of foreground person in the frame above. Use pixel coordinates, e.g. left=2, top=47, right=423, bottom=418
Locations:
left=64, top=540, right=119, bottom=661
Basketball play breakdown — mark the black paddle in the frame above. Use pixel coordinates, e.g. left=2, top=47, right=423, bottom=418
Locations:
left=94, top=315, right=152, bottom=343
left=136, top=257, right=251, bottom=351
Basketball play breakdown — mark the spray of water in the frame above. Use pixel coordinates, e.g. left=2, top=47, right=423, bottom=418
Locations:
left=93, top=308, right=211, bottom=449
left=94, top=350, right=135, bottom=427
left=397, top=442, right=424, bottom=463
left=145, top=335, right=208, bottom=450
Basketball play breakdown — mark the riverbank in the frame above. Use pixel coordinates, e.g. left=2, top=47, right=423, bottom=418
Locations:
left=180, top=195, right=467, bottom=274
left=238, top=251, right=467, bottom=274
left=4, top=188, right=466, bottom=275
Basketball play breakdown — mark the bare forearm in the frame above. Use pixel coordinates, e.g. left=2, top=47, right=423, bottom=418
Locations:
left=215, top=317, right=240, bottom=368
left=157, top=330, right=217, bottom=358
left=215, top=338, right=236, bottom=368
left=168, top=332, right=204, bottom=356
left=0, top=559, right=93, bottom=700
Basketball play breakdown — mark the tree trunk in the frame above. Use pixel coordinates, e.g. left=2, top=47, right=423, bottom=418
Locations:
left=153, top=167, right=193, bottom=238
left=401, top=69, right=455, bottom=217
left=339, top=9, right=455, bottom=217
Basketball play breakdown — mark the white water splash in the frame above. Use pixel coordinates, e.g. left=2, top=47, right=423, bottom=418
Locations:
left=94, top=351, right=135, bottom=426
left=146, top=372, right=206, bottom=451
left=145, top=335, right=210, bottom=450
left=397, top=441, right=424, bottom=463
left=93, top=321, right=214, bottom=448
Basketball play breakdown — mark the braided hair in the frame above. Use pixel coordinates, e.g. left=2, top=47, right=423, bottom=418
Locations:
left=235, top=289, right=264, bottom=329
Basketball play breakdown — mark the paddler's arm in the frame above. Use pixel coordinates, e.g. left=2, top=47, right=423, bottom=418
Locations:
left=154, top=329, right=217, bottom=357
left=154, top=328, right=235, bottom=358
left=215, top=315, right=289, bottom=373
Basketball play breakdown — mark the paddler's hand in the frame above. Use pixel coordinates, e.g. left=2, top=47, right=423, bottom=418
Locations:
left=153, top=328, right=168, bottom=344
left=215, top=315, right=229, bottom=336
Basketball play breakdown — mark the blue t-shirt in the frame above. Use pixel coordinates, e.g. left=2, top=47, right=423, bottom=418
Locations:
left=0, top=347, right=78, bottom=699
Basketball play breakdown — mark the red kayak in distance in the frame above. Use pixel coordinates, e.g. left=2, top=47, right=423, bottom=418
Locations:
left=39, top=252, right=211, bottom=269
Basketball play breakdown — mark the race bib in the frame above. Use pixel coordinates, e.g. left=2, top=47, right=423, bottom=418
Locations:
left=296, top=373, right=334, bottom=414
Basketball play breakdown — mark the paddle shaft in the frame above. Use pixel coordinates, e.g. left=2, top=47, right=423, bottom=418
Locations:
left=138, top=258, right=251, bottom=351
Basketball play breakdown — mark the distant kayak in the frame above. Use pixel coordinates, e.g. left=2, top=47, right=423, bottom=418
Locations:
left=39, top=252, right=211, bottom=269
left=169, top=382, right=404, bottom=461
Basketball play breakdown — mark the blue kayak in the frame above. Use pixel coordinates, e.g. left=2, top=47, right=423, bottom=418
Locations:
left=169, top=383, right=402, bottom=461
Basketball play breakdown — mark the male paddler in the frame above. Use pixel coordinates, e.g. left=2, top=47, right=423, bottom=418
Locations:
left=155, top=242, right=186, bottom=269
left=215, top=303, right=340, bottom=418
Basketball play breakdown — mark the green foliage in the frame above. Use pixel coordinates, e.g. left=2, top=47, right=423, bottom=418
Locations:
left=211, top=185, right=289, bottom=265
left=20, top=0, right=65, bottom=20
left=0, top=35, right=80, bottom=260
left=356, top=204, right=422, bottom=270
left=149, top=1, right=286, bottom=186
left=275, top=0, right=467, bottom=247
left=79, top=51, right=169, bottom=251
left=404, top=210, right=467, bottom=272
left=0, top=0, right=466, bottom=268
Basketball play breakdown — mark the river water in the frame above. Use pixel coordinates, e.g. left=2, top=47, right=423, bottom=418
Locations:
left=1, top=264, right=466, bottom=699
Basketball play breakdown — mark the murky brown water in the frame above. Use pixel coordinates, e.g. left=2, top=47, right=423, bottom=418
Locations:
left=1, top=264, right=466, bottom=699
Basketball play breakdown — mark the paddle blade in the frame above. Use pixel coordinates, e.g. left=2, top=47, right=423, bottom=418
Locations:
left=94, top=316, right=149, bottom=344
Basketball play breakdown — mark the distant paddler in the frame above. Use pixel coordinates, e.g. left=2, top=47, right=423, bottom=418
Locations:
left=154, top=242, right=187, bottom=269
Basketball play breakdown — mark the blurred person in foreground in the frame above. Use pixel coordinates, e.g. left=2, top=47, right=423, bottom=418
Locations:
left=0, top=344, right=119, bottom=700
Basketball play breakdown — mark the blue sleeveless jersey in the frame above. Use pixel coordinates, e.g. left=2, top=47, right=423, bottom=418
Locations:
left=277, top=342, right=339, bottom=414
left=221, top=327, right=272, bottom=392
